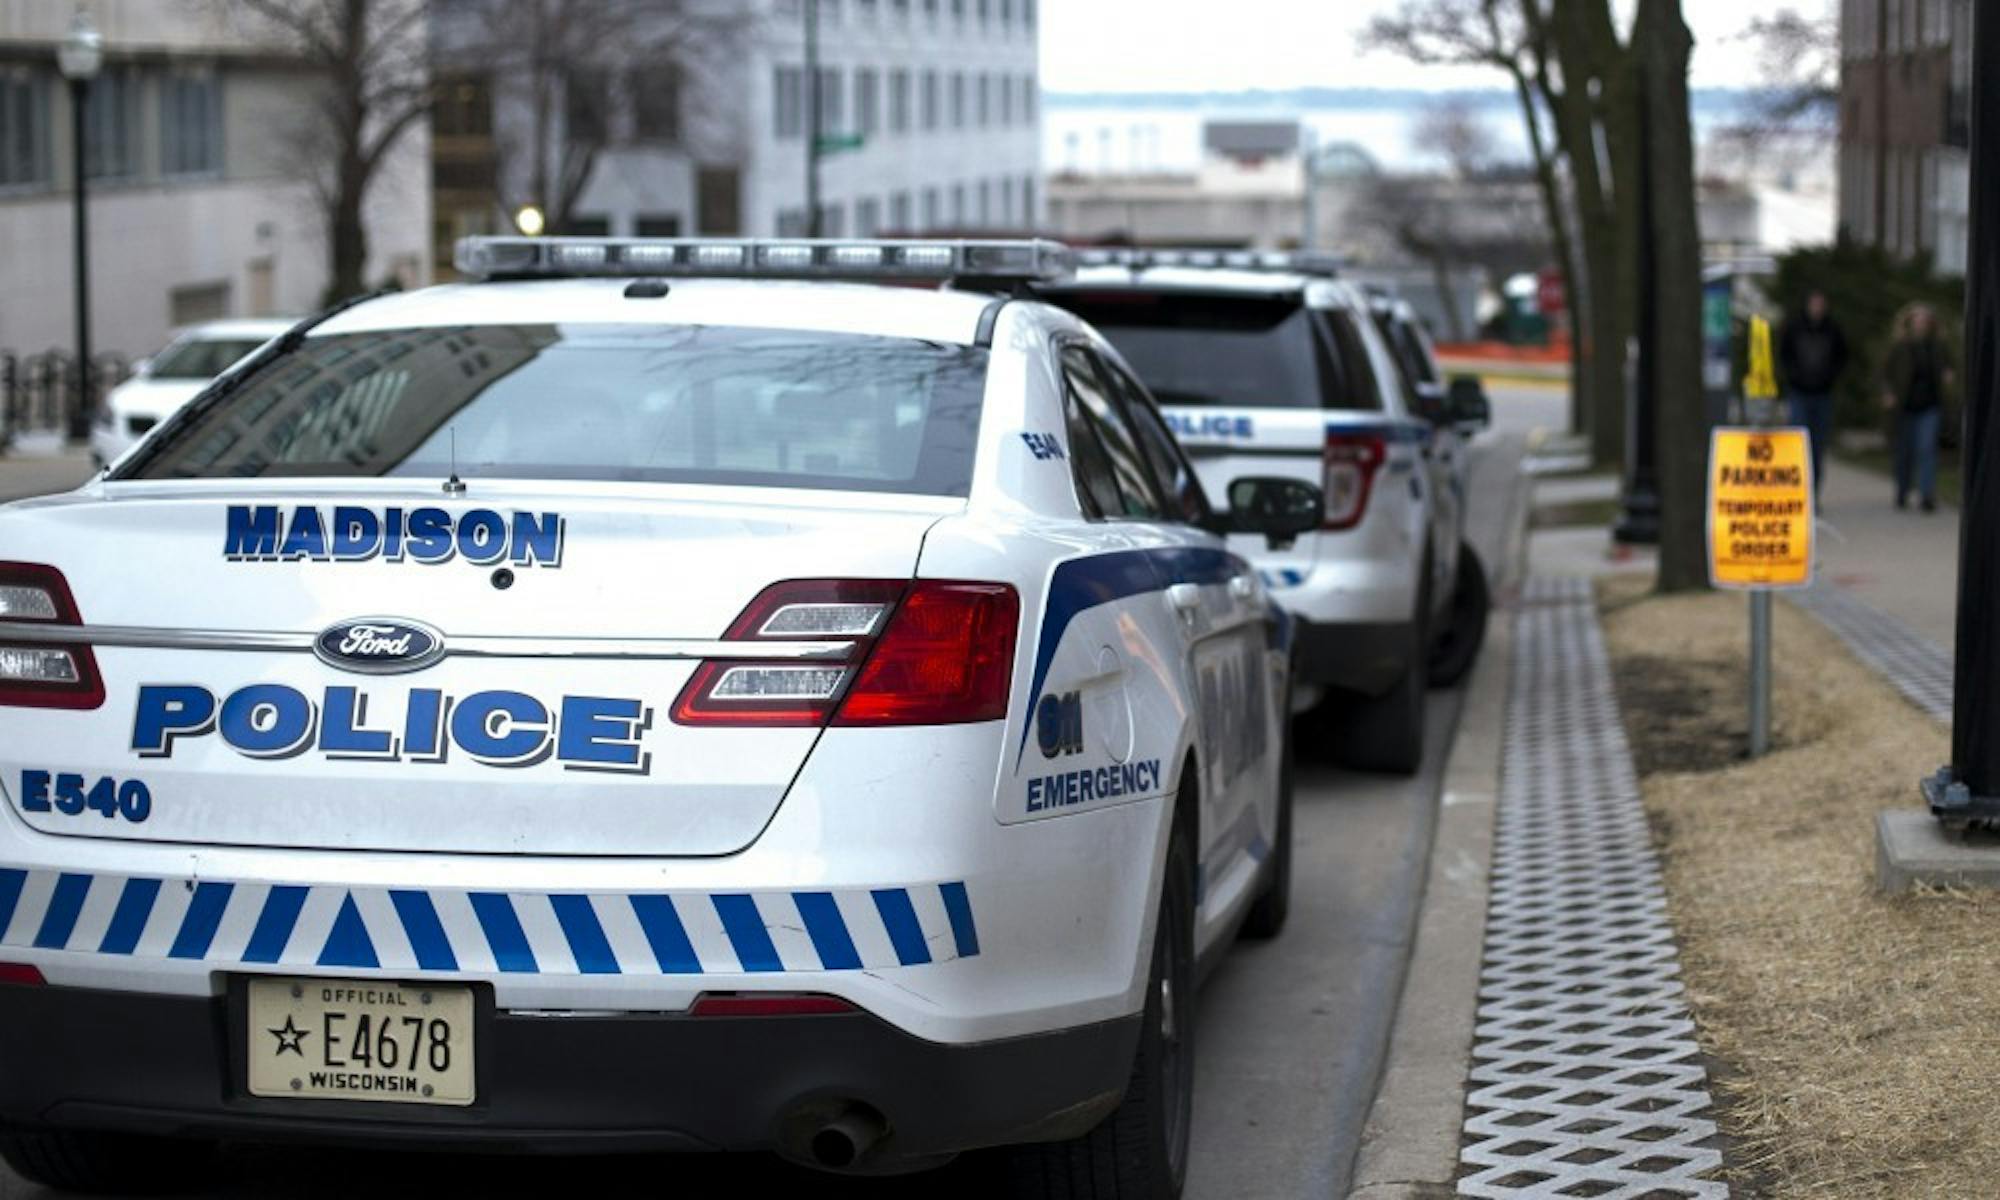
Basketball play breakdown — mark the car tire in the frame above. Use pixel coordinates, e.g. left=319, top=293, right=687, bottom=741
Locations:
left=1427, top=541, right=1490, bottom=689
left=1322, top=560, right=1429, bottom=775
left=1010, top=785, right=1196, bottom=1199
left=0, top=1129, right=218, bottom=1194
left=1240, top=678, right=1293, bottom=940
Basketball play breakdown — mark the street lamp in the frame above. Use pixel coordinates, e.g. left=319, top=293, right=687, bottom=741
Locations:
left=56, top=9, right=101, bottom=443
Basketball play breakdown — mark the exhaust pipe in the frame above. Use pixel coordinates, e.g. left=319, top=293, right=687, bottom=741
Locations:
left=807, top=1103, right=888, bottom=1170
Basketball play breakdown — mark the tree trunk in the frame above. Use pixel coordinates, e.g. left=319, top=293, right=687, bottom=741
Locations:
left=328, top=158, right=370, bottom=303
left=1504, top=61, right=1587, bottom=436
left=1430, top=255, right=1468, bottom=342
left=1636, top=0, right=1708, bottom=592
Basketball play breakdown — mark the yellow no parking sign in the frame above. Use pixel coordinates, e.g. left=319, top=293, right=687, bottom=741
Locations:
left=1708, top=427, right=1814, bottom=589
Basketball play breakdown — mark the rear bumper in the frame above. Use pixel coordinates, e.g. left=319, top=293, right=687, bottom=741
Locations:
left=0, top=981, right=1137, bottom=1164
left=1292, top=616, right=1414, bottom=697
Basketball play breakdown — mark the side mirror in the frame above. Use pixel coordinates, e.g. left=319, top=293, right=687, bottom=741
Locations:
left=1413, top=381, right=1451, bottom=426
left=1447, top=375, right=1491, bottom=432
left=1226, top=476, right=1325, bottom=549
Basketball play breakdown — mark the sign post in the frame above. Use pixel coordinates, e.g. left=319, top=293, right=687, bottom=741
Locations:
left=1709, top=317, right=1812, bottom=757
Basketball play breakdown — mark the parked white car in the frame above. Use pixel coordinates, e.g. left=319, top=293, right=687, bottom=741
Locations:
left=90, top=319, right=293, bottom=468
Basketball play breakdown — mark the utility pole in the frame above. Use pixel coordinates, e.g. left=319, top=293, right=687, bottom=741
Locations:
left=1924, top=0, right=2000, bottom=825
left=1615, top=76, right=1662, bottom=545
left=804, top=0, right=821, bottom=237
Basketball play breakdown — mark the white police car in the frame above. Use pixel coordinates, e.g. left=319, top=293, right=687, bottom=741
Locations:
left=0, top=238, right=1314, bottom=1197
left=1039, top=251, right=1490, bottom=774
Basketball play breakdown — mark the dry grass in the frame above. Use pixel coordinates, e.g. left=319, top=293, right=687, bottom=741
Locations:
left=1598, top=578, right=2000, bottom=1199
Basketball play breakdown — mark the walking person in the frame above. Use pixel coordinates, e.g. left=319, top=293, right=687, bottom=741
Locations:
left=1881, top=302, right=1955, bottom=512
left=1777, top=289, right=1847, bottom=497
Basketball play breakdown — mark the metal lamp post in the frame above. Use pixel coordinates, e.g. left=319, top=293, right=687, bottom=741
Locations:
left=56, top=10, right=102, bottom=443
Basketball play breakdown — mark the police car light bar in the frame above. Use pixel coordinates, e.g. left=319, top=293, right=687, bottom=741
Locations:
left=454, top=236, right=1076, bottom=283
left=1075, top=247, right=1346, bottom=277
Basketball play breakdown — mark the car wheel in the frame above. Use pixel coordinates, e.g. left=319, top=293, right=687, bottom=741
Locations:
left=0, top=1129, right=218, bottom=1194
left=1011, top=786, right=1196, bottom=1199
left=1321, top=561, right=1429, bottom=775
left=1427, top=541, right=1490, bottom=688
left=1240, top=675, right=1293, bottom=940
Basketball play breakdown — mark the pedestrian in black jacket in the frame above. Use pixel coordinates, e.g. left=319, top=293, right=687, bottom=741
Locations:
left=1777, top=290, right=1848, bottom=497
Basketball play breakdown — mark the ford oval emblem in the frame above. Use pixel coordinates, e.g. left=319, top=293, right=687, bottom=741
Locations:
left=313, top=617, right=446, bottom=675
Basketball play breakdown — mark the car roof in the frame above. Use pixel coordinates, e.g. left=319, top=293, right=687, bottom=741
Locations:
left=174, top=318, right=296, bottom=341
left=311, top=278, right=1001, bottom=346
left=1044, top=265, right=1321, bottom=298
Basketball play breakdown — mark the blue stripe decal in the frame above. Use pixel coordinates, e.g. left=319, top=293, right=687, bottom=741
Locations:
left=550, top=895, right=619, bottom=975
left=872, top=888, right=932, bottom=966
left=0, top=869, right=27, bottom=937
left=1017, top=547, right=1244, bottom=767
left=389, top=891, right=458, bottom=971
left=793, top=892, right=862, bottom=970
left=168, top=882, right=235, bottom=960
left=242, top=886, right=308, bottom=964
left=32, top=873, right=92, bottom=950
left=713, top=894, right=783, bottom=973
left=629, top=895, right=702, bottom=974
left=317, top=893, right=379, bottom=969
left=938, top=882, right=981, bottom=958
left=469, top=893, right=538, bottom=973
left=99, top=878, right=160, bottom=955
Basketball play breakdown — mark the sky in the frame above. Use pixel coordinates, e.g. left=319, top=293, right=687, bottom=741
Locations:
left=1038, top=0, right=1807, bottom=95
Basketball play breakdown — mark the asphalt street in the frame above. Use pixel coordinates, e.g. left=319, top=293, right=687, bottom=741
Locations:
left=0, top=385, right=1547, bottom=1199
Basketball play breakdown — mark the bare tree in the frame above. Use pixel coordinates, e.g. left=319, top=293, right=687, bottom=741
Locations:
left=1412, top=96, right=1500, bottom=180
left=220, top=0, right=432, bottom=303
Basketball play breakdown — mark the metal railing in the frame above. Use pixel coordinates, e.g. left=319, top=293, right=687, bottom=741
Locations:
left=0, top=350, right=132, bottom=448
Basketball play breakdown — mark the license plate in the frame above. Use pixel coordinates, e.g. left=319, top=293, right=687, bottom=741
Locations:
left=245, top=977, right=475, bottom=1106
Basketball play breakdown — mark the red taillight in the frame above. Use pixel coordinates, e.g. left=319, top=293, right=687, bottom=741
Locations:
left=0, top=562, right=103, bottom=710
left=1323, top=432, right=1389, bottom=531
left=833, top=582, right=1018, bottom=726
left=671, top=578, right=1018, bottom=728
left=689, top=992, right=856, bottom=1017
left=0, top=963, right=47, bottom=986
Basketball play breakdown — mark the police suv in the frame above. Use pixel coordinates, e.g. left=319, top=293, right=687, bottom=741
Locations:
left=1039, top=251, right=1491, bottom=774
left=0, top=238, right=1314, bottom=1197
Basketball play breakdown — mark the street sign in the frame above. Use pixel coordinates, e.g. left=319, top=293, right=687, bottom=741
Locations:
left=1707, top=426, right=1813, bottom=590
left=814, top=133, right=865, bottom=154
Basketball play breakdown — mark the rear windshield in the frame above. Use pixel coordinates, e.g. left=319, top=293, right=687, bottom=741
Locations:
left=148, top=338, right=271, bottom=380
left=117, top=324, right=989, bottom=497
left=1045, top=292, right=1381, bottom=412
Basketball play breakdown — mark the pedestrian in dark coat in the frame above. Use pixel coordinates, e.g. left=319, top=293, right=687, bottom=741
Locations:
left=1881, top=302, right=1954, bottom=512
left=1777, top=289, right=1847, bottom=496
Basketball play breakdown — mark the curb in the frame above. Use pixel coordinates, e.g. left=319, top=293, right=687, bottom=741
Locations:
left=1344, top=434, right=1529, bottom=1199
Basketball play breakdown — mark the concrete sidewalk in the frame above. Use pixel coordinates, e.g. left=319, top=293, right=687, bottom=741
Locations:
left=0, top=450, right=94, bottom=503
left=1814, top=456, right=1959, bottom=651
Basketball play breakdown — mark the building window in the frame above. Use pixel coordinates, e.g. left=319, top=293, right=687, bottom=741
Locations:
left=631, top=64, right=682, bottom=144
left=1024, top=0, right=1035, bottom=25
left=0, top=69, right=51, bottom=189
left=776, top=206, right=809, bottom=236
left=170, top=281, right=230, bottom=326
left=816, top=202, right=844, bottom=236
left=160, top=70, right=222, bottom=176
left=774, top=65, right=804, bottom=138
left=889, top=191, right=911, bottom=231
left=1001, top=176, right=1014, bottom=224
left=855, top=196, right=880, bottom=236
left=565, top=69, right=611, bottom=146
left=921, top=70, right=939, bottom=130
left=1001, top=0, right=1012, bottom=20
left=977, top=179, right=990, bottom=224
left=434, top=71, right=493, bottom=138
left=921, top=187, right=939, bottom=229
left=976, top=74, right=989, bottom=126
left=951, top=183, right=965, bottom=224
left=855, top=68, right=879, bottom=135
left=950, top=72, right=965, bottom=127
left=1023, top=73, right=1037, bottom=121
left=1021, top=174, right=1034, bottom=224
left=999, top=75, right=1011, bottom=124
left=84, top=65, right=143, bottom=180
left=816, top=67, right=844, bottom=136
left=924, top=0, right=939, bottom=18
left=952, top=0, right=965, bottom=21
left=888, top=69, right=910, bottom=133
left=978, top=0, right=989, bottom=21
left=636, top=213, right=683, bottom=236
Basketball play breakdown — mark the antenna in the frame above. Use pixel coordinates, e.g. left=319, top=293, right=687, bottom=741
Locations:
left=443, top=427, right=466, bottom=496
